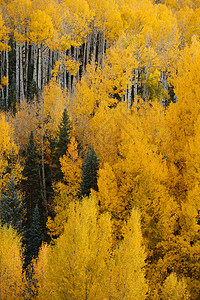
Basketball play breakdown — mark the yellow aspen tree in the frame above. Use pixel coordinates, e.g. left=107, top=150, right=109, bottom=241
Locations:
left=5, top=0, right=32, bottom=101
left=176, top=6, right=194, bottom=46
left=102, top=208, right=148, bottom=299
left=166, top=37, right=200, bottom=202
left=31, top=0, right=62, bottom=50
left=149, top=37, right=200, bottom=298
left=165, top=0, right=198, bottom=10
left=109, top=102, right=183, bottom=297
left=11, top=69, right=66, bottom=163
left=47, top=137, right=82, bottom=240
left=0, top=13, right=10, bottom=52
left=29, top=9, right=54, bottom=46
left=0, top=226, right=28, bottom=299
left=0, top=113, right=18, bottom=191
left=42, top=72, right=66, bottom=141
left=0, top=12, right=10, bottom=108
left=60, top=0, right=92, bottom=49
left=168, top=113, right=200, bottom=298
left=6, top=0, right=32, bottom=43
left=69, top=39, right=136, bottom=154
left=30, top=8, right=54, bottom=90
left=10, top=99, right=42, bottom=153
left=161, top=273, right=190, bottom=299
left=97, top=162, right=120, bottom=215
left=87, top=0, right=123, bottom=45
left=150, top=3, right=180, bottom=71
left=34, top=196, right=112, bottom=299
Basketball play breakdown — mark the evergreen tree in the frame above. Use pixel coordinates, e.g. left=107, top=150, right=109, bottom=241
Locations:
left=23, top=130, right=41, bottom=228
left=80, top=146, right=100, bottom=197
left=0, top=175, right=25, bottom=234
left=25, top=203, right=44, bottom=267
left=52, top=108, right=72, bottom=181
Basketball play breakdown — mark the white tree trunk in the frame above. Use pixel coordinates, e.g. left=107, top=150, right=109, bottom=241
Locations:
left=38, top=42, right=42, bottom=90
left=68, top=47, right=72, bottom=94
left=33, top=43, right=37, bottom=86
left=93, top=31, right=97, bottom=62
left=16, top=42, right=19, bottom=102
left=86, top=35, right=91, bottom=66
left=24, top=42, right=29, bottom=96
left=19, top=43, right=24, bottom=101
left=134, top=68, right=139, bottom=102
left=127, top=78, right=133, bottom=109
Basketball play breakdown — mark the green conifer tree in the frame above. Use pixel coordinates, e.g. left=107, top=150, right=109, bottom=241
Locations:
left=80, top=146, right=100, bottom=197
left=25, top=203, right=44, bottom=267
left=52, top=108, right=72, bottom=181
left=23, top=130, right=42, bottom=228
left=0, top=175, right=25, bottom=234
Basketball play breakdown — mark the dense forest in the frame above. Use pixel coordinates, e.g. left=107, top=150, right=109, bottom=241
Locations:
left=1, top=0, right=200, bottom=298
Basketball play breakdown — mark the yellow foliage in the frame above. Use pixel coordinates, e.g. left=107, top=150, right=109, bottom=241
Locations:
left=35, top=196, right=112, bottom=299
left=61, top=0, right=93, bottom=48
left=151, top=4, right=180, bottom=70
left=0, top=113, right=18, bottom=189
left=0, top=226, right=28, bottom=299
left=92, top=104, right=124, bottom=165
left=170, top=36, right=200, bottom=105
left=47, top=137, right=82, bottom=240
left=98, top=162, right=119, bottom=215
left=161, top=273, right=190, bottom=299
left=6, top=0, right=32, bottom=42
left=65, top=58, right=81, bottom=76
left=10, top=99, right=42, bottom=153
left=60, top=137, right=82, bottom=189
left=30, top=9, right=54, bottom=44
left=105, top=8, right=123, bottom=42
left=1, top=76, right=9, bottom=86
left=0, top=13, right=10, bottom=51
left=102, top=208, right=148, bottom=299
left=43, top=77, right=66, bottom=140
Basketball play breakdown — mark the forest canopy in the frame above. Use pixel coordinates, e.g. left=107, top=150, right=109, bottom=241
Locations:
left=1, top=0, right=200, bottom=299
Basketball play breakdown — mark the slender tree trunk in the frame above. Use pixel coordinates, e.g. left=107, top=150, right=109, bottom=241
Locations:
left=160, top=70, right=168, bottom=108
left=83, top=41, right=87, bottom=71
left=5, top=48, right=9, bottom=109
left=76, top=46, right=79, bottom=82
left=68, top=47, right=72, bottom=94
left=24, top=42, right=29, bottom=96
left=93, top=31, right=97, bottom=62
left=48, top=49, right=52, bottom=81
left=134, top=68, right=139, bottom=102
left=57, top=51, right=61, bottom=86
left=127, top=77, right=133, bottom=109
left=19, top=43, right=24, bottom=101
left=86, top=34, right=91, bottom=66
left=42, top=46, right=49, bottom=88
left=99, top=32, right=105, bottom=66
left=16, top=42, right=19, bottom=102
left=38, top=42, right=42, bottom=90
left=33, top=43, right=37, bottom=86
left=0, top=53, right=3, bottom=108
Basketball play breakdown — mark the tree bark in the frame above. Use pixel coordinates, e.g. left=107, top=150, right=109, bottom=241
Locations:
left=38, top=42, right=42, bottom=90
left=24, top=42, right=29, bottom=96
left=134, top=68, right=139, bottom=102
left=19, top=43, right=24, bottom=101
left=16, top=42, right=19, bottom=102
left=68, top=47, right=72, bottom=94
left=5, top=47, right=9, bottom=108
left=33, top=43, right=37, bottom=86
